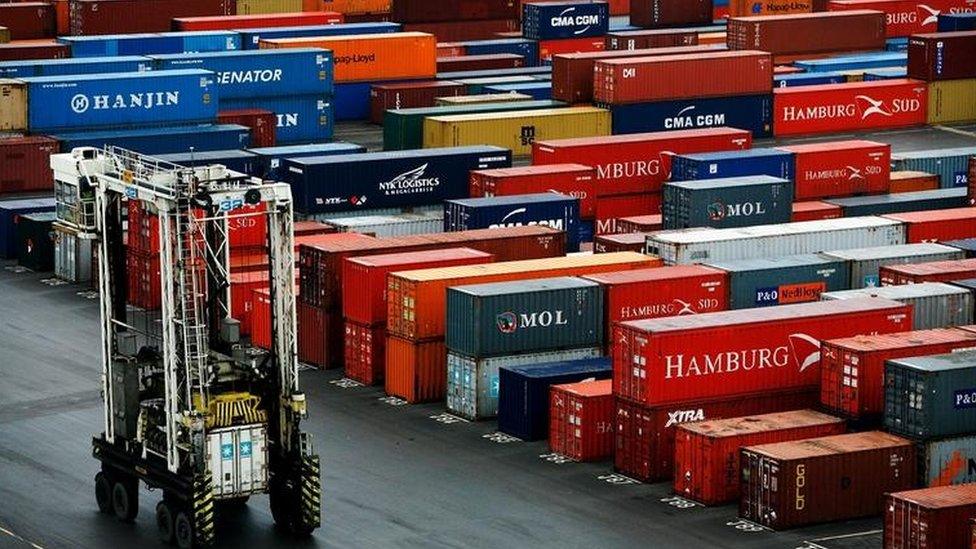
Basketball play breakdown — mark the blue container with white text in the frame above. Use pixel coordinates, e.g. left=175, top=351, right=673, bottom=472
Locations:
left=221, top=95, right=334, bottom=144
left=248, top=143, right=366, bottom=180
left=238, top=22, right=400, bottom=49
left=670, top=149, right=794, bottom=181
left=54, top=125, right=251, bottom=155
left=892, top=147, right=976, bottom=188
left=443, top=193, right=581, bottom=251
left=463, top=39, right=539, bottom=66
left=522, top=1, right=610, bottom=40
left=0, top=56, right=153, bottom=78
left=61, top=31, right=239, bottom=57
left=774, top=72, right=847, bottom=88
left=603, top=94, right=773, bottom=137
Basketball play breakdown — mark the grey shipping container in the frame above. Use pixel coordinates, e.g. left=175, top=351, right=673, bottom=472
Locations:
left=321, top=212, right=444, bottom=237
left=824, top=188, right=968, bottom=217
left=704, top=254, right=850, bottom=309
left=446, top=277, right=603, bottom=358
left=821, top=282, right=974, bottom=330
left=892, top=146, right=976, bottom=188
left=917, top=435, right=976, bottom=487
left=821, top=243, right=964, bottom=289
left=661, top=175, right=792, bottom=230
left=945, top=239, right=976, bottom=258
left=53, top=222, right=93, bottom=284
left=445, top=346, right=602, bottom=420
left=646, top=216, right=906, bottom=265
left=885, top=350, right=976, bottom=440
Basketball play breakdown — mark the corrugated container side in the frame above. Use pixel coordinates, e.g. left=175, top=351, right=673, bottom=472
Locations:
left=881, top=258, right=976, bottom=285
left=344, top=320, right=386, bottom=385
left=884, top=208, right=976, bottom=243
left=884, top=484, right=976, bottom=549
left=773, top=80, right=927, bottom=137
left=384, top=337, right=447, bottom=403
left=727, top=10, right=886, bottom=55
left=918, top=435, right=976, bottom=487
left=821, top=244, right=964, bottom=289
left=549, top=379, right=615, bottom=461
left=885, top=351, right=976, bottom=440
left=706, top=254, right=850, bottom=310
left=821, top=282, right=974, bottom=329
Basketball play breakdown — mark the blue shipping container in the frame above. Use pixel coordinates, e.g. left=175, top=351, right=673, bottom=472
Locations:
left=443, top=193, right=581, bottom=251
left=155, top=150, right=260, bottom=175
left=150, top=48, right=332, bottom=99
left=823, top=188, right=968, bottom=217
left=704, top=254, right=851, bottom=309
left=334, top=81, right=376, bottom=121
left=774, top=72, right=847, bottom=88
left=54, top=124, right=251, bottom=156
left=0, top=56, right=153, bottom=78
left=670, top=148, right=794, bottom=181
left=438, top=65, right=552, bottom=80
left=248, top=142, right=366, bottom=180
left=522, top=1, right=610, bottom=40
left=938, top=13, right=976, bottom=31
left=496, top=357, right=612, bottom=441
left=0, top=197, right=55, bottom=259
left=863, top=67, right=908, bottom=81
left=483, top=81, right=552, bottom=100
left=61, top=32, right=240, bottom=58
left=22, top=70, right=217, bottom=133
left=463, top=39, right=539, bottom=66
left=792, top=52, right=907, bottom=73
left=603, top=94, right=773, bottom=137
left=222, top=95, right=333, bottom=145
left=284, top=146, right=512, bottom=214
left=885, top=37, right=909, bottom=52
left=892, top=146, right=976, bottom=189
left=238, top=22, right=401, bottom=49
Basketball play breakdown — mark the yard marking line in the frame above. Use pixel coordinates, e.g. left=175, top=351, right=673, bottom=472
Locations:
left=935, top=125, right=976, bottom=138
left=811, top=529, right=883, bottom=542
left=0, top=524, right=45, bottom=549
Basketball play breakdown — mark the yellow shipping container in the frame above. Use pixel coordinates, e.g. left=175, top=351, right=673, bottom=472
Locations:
left=0, top=80, right=27, bottom=132
left=423, top=106, right=611, bottom=156
left=0, top=27, right=10, bottom=44
left=237, top=0, right=303, bottom=13
left=927, top=79, right=976, bottom=124
left=434, top=93, right=532, bottom=106
left=317, top=0, right=390, bottom=14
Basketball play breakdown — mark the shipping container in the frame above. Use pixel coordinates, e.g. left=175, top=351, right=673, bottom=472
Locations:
left=238, top=22, right=399, bottom=49
left=670, top=149, right=792, bottom=182
left=522, top=1, right=610, bottom=40
left=604, top=28, right=701, bottom=50
left=391, top=0, right=517, bottom=23
left=221, top=94, right=334, bottom=144
left=481, top=82, right=551, bottom=100
left=662, top=175, right=793, bottom=230
left=532, top=127, right=753, bottom=196
left=434, top=93, right=533, bottom=106
left=927, top=78, right=976, bottom=124
left=917, top=434, right=976, bottom=487
left=0, top=197, right=54, bottom=259
left=615, top=388, right=821, bottom=482
left=822, top=282, right=973, bottom=329
left=884, top=207, right=976, bottom=243
left=285, top=146, right=512, bottom=215
left=447, top=346, right=602, bottom=420
left=317, top=0, right=391, bottom=15
left=647, top=216, right=907, bottom=265
left=830, top=0, right=974, bottom=37
left=774, top=71, right=848, bottom=88
left=593, top=51, right=772, bottom=105
left=727, top=11, right=886, bottom=55
left=53, top=124, right=252, bottom=156
left=497, top=357, right=612, bottom=440
left=594, top=192, right=661, bottom=235
left=674, top=410, right=845, bottom=505
left=61, top=32, right=241, bottom=57
left=438, top=65, right=552, bottom=80
left=388, top=252, right=658, bottom=341
left=882, top=258, right=976, bottom=285
left=537, top=36, right=606, bottom=64
left=630, top=0, right=713, bottom=27
left=794, top=52, right=907, bottom=73
left=939, top=12, right=976, bottom=31
left=0, top=55, right=153, bottom=78
left=603, top=94, right=774, bottom=137
left=468, top=164, right=596, bottom=217
left=321, top=212, right=442, bottom=237
left=458, top=75, right=537, bottom=94
left=592, top=232, right=647, bottom=253
left=614, top=297, right=912, bottom=406
left=344, top=320, right=385, bottom=385
left=946, top=239, right=976, bottom=257
left=821, top=243, right=964, bottom=288
left=728, top=0, right=811, bottom=15
left=616, top=214, right=662, bottom=233
left=443, top=194, right=581, bottom=251
left=0, top=3, right=55, bottom=40
left=778, top=140, right=891, bottom=200
left=885, top=350, right=976, bottom=439
left=155, top=150, right=260, bottom=176
left=893, top=147, right=976, bottom=189
left=740, top=431, right=916, bottom=529
left=773, top=80, right=927, bottom=137
left=437, top=54, right=524, bottom=73
left=0, top=136, right=57, bottom=194
left=15, top=211, right=55, bottom=271
left=69, top=0, right=234, bottom=35
left=792, top=201, right=843, bottom=222
left=549, top=379, right=613, bottom=461
left=463, top=38, right=539, bottom=66
left=369, top=81, right=465, bottom=124
left=251, top=288, right=272, bottom=350
left=908, top=31, right=976, bottom=81
left=402, top=19, right=520, bottom=42
left=820, top=328, right=976, bottom=420
left=173, top=12, right=344, bottom=31
left=248, top=142, right=365, bottom=180
left=0, top=42, right=69, bottom=62
left=384, top=336, right=447, bottom=402
left=890, top=171, right=940, bottom=194
left=825, top=188, right=968, bottom=217
left=885, top=484, right=976, bottom=549
left=705, top=254, right=850, bottom=310
left=297, top=301, right=341, bottom=367
left=260, top=31, right=436, bottom=82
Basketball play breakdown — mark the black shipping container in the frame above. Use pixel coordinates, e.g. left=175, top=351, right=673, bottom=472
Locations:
left=662, top=175, right=792, bottom=230
left=0, top=197, right=55, bottom=259
left=885, top=350, right=976, bottom=441
left=16, top=212, right=56, bottom=271
left=824, top=188, right=968, bottom=217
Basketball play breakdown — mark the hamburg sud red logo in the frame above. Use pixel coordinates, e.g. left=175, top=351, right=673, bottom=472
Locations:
left=775, top=84, right=926, bottom=135
left=661, top=332, right=822, bottom=379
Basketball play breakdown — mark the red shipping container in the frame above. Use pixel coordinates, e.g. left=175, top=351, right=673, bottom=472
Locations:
left=614, top=298, right=913, bottom=407
left=773, top=80, right=928, bottom=137
left=251, top=288, right=272, bottom=350
left=885, top=484, right=976, bottom=549
left=0, top=3, right=55, bottom=39
left=229, top=203, right=267, bottom=249
left=792, top=201, right=843, bottom=222
left=730, top=0, right=813, bottom=16
left=969, top=156, right=975, bottom=206
left=630, top=0, right=712, bottom=28
left=778, top=140, right=892, bottom=200
left=604, top=29, right=699, bottom=51
left=468, top=164, right=598, bottom=217
left=890, top=171, right=940, bottom=194
left=392, top=0, right=518, bottom=23
left=295, top=220, right=335, bottom=237
left=593, top=233, right=647, bottom=253
left=727, top=10, right=886, bottom=55
left=595, top=192, right=661, bottom=235
left=616, top=214, right=662, bottom=233
left=173, top=11, right=344, bottom=31
left=344, top=320, right=386, bottom=385
left=436, top=53, right=523, bottom=72
left=775, top=66, right=804, bottom=75
left=828, top=0, right=975, bottom=37
left=384, top=336, right=446, bottom=403
left=436, top=42, right=466, bottom=57
left=342, top=247, right=494, bottom=325
left=532, top=128, right=753, bottom=197
left=217, top=109, right=276, bottom=148
left=538, top=36, right=604, bottom=64
left=0, top=41, right=68, bottom=60
left=908, top=31, right=976, bottom=81
left=231, top=271, right=268, bottom=335
left=594, top=50, right=773, bottom=105
left=881, top=258, right=976, bottom=285
left=614, top=389, right=821, bottom=482
left=740, top=431, right=916, bottom=529
left=297, top=301, right=342, bottom=368
left=549, top=379, right=614, bottom=462
left=606, top=0, right=628, bottom=14
left=820, top=328, right=976, bottom=420
left=69, top=0, right=234, bottom=35
left=0, top=136, right=58, bottom=194
left=972, top=519, right=976, bottom=549
left=674, top=410, right=846, bottom=505
left=402, top=19, right=519, bottom=42
left=551, top=44, right=725, bottom=104
left=583, top=265, right=727, bottom=346
left=126, top=249, right=204, bottom=310
left=884, top=208, right=976, bottom=243
left=369, top=80, right=465, bottom=124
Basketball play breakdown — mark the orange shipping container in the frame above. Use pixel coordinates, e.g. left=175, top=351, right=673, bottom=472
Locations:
left=889, top=171, right=940, bottom=194
left=387, top=252, right=660, bottom=341
left=260, top=31, right=436, bottom=82
left=385, top=336, right=446, bottom=403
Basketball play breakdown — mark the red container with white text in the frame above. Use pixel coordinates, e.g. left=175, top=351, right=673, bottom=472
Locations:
left=468, top=164, right=598, bottom=217
left=778, top=140, right=891, bottom=200
left=594, top=192, right=661, bottom=235
left=549, top=379, right=614, bottom=462
left=827, top=0, right=972, bottom=37
left=883, top=208, right=976, bottom=243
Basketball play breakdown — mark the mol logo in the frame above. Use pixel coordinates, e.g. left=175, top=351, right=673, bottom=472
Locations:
left=496, top=309, right=568, bottom=334
left=706, top=201, right=768, bottom=221
left=70, top=91, right=180, bottom=114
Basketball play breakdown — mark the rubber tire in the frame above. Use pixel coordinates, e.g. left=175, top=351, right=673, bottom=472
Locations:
left=174, top=510, right=194, bottom=549
left=112, top=479, right=139, bottom=522
left=156, top=501, right=175, bottom=544
left=94, top=472, right=112, bottom=514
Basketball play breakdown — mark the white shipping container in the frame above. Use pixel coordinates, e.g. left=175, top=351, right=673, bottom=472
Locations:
left=205, top=423, right=269, bottom=499
left=321, top=212, right=445, bottom=237
left=645, top=216, right=906, bottom=265
left=820, top=243, right=964, bottom=288
left=821, top=282, right=974, bottom=330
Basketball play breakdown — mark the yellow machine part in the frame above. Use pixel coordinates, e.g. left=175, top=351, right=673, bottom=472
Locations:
left=193, top=392, right=268, bottom=429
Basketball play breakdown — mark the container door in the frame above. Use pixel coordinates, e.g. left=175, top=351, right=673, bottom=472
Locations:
left=238, top=425, right=268, bottom=494
left=207, top=429, right=238, bottom=497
